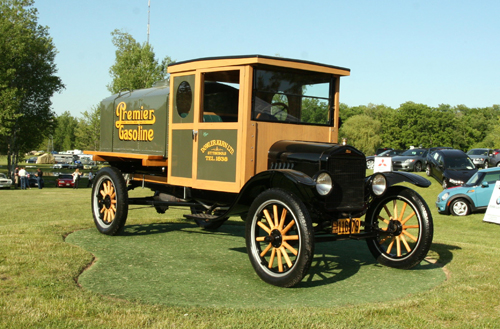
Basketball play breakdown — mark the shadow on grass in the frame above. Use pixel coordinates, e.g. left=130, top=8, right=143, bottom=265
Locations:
left=118, top=222, right=458, bottom=289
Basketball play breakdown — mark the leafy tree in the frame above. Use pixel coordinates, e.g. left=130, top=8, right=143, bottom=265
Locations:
left=340, top=114, right=383, bottom=154
left=53, top=111, right=78, bottom=152
left=0, top=0, right=64, bottom=176
left=301, top=98, right=329, bottom=124
left=107, top=29, right=174, bottom=94
left=75, top=105, right=100, bottom=151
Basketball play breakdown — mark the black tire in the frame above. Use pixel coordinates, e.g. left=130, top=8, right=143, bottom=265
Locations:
left=496, top=162, right=500, bottom=167
left=414, top=162, right=422, bottom=172
left=91, top=167, right=128, bottom=235
left=245, top=188, right=314, bottom=287
left=450, top=198, right=470, bottom=216
left=484, top=162, right=489, bottom=169
left=365, top=186, right=433, bottom=269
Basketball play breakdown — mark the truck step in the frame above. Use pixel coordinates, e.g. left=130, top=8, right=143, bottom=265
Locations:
left=183, top=213, right=219, bottom=221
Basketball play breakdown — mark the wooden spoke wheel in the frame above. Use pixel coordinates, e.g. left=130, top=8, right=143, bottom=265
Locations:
left=92, top=167, right=128, bottom=235
left=245, top=188, right=314, bottom=287
left=365, top=186, right=433, bottom=269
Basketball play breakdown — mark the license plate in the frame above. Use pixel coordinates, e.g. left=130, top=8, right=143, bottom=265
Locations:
left=66, top=183, right=70, bottom=186
left=332, top=218, right=361, bottom=235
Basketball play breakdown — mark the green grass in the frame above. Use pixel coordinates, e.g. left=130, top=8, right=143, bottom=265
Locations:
left=1, top=174, right=500, bottom=328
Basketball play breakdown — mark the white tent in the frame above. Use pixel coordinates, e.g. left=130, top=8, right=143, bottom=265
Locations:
left=36, top=153, right=55, bottom=164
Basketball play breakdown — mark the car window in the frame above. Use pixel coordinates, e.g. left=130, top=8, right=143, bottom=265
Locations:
left=59, top=175, right=73, bottom=179
left=444, top=157, right=475, bottom=170
left=401, top=149, right=423, bottom=156
left=483, top=172, right=500, bottom=184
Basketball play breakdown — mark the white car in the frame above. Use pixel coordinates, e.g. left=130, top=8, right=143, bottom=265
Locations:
left=0, top=173, right=13, bottom=189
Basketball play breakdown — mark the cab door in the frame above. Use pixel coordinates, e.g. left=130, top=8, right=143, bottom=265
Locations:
left=168, top=74, right=196, bottom=186
left=169, top=68, right=245, bottom=193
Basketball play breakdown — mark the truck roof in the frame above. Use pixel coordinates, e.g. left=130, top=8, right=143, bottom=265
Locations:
left=167, top=55, right=351, bottom=76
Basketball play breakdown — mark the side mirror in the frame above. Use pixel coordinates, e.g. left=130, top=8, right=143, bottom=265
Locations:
left=481, top=181, right=489, bottom=188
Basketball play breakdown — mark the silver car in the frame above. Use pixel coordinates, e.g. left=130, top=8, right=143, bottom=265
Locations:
left=392, top=148, right=429, bottom=172
left=0, top=173, right=13, bottom=189
left=467, top=148, right=492, bottom=169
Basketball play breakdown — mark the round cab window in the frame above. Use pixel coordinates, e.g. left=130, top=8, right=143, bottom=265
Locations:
left=176, top=81, right=192, bottom=118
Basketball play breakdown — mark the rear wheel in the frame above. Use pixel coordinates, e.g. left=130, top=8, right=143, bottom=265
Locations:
left=414, top=162, right=422, bottom=172
left=450, top=198, right=470, bottom=216
left=245, top=188, right=314, bottom=287
left=365, top=186, right=433, bottom=269
left=91, top=167, right=128, bottom=235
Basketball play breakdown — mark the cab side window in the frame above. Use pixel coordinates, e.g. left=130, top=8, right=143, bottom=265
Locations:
left=201, top=71, right=240, bottom=123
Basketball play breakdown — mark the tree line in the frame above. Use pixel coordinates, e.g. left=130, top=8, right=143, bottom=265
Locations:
left=339, top=102, right=500, bottom=155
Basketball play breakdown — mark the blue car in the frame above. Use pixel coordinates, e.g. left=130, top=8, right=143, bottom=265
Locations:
left=436, top=167, right=500, bottom=216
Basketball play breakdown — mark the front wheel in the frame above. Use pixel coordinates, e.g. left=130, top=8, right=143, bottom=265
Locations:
left=484, top=161, right=489, bottom=169
left=425, top=165, right=431, bottom=176
left=91, top=167, right=128, bottom=235
left=245, top=188, right=314, bottom=287
left=367, top=160, right=374, bottom=170
left=365, top=186, right=433, bottom=269
left=450, top=198, right=470, bottom=216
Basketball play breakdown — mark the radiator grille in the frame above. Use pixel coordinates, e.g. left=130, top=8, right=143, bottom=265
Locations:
left=326, top=157, right=365, bottom=211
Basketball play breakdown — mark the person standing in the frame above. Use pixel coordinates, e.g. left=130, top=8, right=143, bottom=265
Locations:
left=19, top=167, right=27, bottom=190
left=87, top=170, right=94, bottom=188
left=72, top=168, right=82, bottom=189
left=35, top=168, right=43, bottom=189
left=14, top=166, right=19, bottom=189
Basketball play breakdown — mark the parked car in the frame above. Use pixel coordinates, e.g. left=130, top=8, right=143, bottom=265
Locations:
left=426, top=149, right=477, bottom=189
left=53, top=163, right=70, bottom=169
left=487, top=149, right=500, bottom=167
left=55, top=174, right=74, bottom=188
left=366, top=149, right=403, bottom=169
left=436, top=167, right=500, bottom=216
left=0, top=173, right=13, bottom=189
left=25, top=157, right=37, bottom=163
left=467, top=148, right=492, bottom=169
left=27, top=172, right=44, bottom=188
left=391, top=148, right=429, bottom=172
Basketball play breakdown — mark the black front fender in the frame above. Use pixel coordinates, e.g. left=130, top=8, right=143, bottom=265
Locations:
left=224, top=169, right=317, bottom=218
left=368, top=171, right=431, bottom=188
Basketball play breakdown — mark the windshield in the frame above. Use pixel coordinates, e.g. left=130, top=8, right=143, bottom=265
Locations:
left=464, top=172, right=483, bottom=187
left=252, top=68, right=334, bottom=126
left=378, top=150, right=392, bottom=156
left=467, top=149, right=489, bottom=156
left=444, top=157, right=475, bottom=170
left=401, top=149, right=425, bottom=156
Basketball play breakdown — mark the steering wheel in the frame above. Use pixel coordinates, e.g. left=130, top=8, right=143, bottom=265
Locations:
left=270, top=102, right=289, bottom=120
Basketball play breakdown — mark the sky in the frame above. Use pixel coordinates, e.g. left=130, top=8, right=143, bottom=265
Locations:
left=35, top=0, right=500, bottom=118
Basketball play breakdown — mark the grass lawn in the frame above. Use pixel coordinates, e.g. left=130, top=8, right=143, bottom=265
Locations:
left=1, top=172, right=500, bottom=328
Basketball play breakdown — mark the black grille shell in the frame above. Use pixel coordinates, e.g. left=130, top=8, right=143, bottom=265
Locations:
left=325, top=156, right=366, bottom=211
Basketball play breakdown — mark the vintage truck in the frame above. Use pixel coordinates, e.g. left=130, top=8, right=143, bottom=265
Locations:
left=85, top=55, right=433, bottom=287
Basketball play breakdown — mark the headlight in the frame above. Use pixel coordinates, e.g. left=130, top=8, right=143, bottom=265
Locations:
left=441, top=192, right=449, bottom=201
left=315, top=172, right=333, bottom=196
left=449, top=178, right=464, bottom=185
left=405, top=159, right=415, bottom=163
left=372, top=174, right=387, bottom=196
